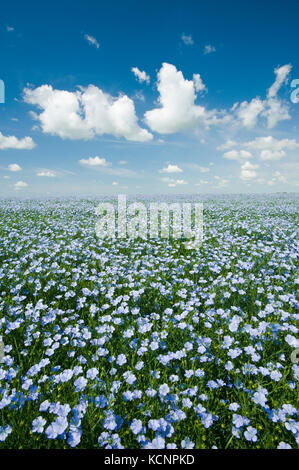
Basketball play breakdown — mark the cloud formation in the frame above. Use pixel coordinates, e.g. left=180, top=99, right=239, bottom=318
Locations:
left=181, top=34, right=194, bottom=45
left=161, top=177, right=187, bottom=187
left=220, top=135, right=299, bottom=164
left=159, top=164, right=183, bottom=174
left=204, top=44, right=216, bottom=55
left=8, top=163, right=22, bottom=172
left=233, top=65, right=292, bottom=129
left=36, top=169, right=57, bottom=177
left=223, top=150, right=252, bottom=161
left=84, top=34, right=100, bottom=49
left=24, top=85, right=153, bottom=142
left=131, top=67, right=150, bottom=84
left=0, top=132, right=36, bottom=150
left=79, top=156, right=111, bottom=167
left=144, top=63, right=221, bottom=134
left=240, top=161, right=259, bottom=181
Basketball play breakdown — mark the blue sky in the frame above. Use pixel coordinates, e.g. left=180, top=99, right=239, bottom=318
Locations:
left=0, top=0, right=299, bottom=196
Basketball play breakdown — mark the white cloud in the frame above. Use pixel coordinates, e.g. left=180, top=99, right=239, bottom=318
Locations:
left=144, top=63, right=221, bottom=134
left=240, top=161, right=259, bottom=181
left=162, top=177, right=187, bottom=187
left=0, top=132, right=36, bottom=150
left=8, top=163, right=22, bottom=172
left=223, top=149, right=252, bottom=161
left=236, top=98, right=265, bottom=128
left=260, top=149, right=286, bottom=161
left=84, top=34, right=99, bottom=49
left=244, top=136, right=299, bottom=153
left=193, top=74, right=207, bottom=93
left=234, top=64, right=292, bottom=129
left=159, top=164, right=183, bottom=174
left=36, top=169, right=57, bottom=177
left=181, top=33, right=194, bottom=45
left=79, top=156, right=111, bottom=167
left=131, top=67, right=150, bottom=84
left=217, top=139, right=237, bottom=151
left=261, top=98, right=290, bottom=128
left=14, top=181, right=28, bottom=190
left=118, top=160, right=128, bottom=165
left=219, top=135, right=298, bottom=165
left=220, top=136, right=299, bottom=163
left=267, top=64, right=292, bottom=98
left=214, top=175, right=229, bottom=187
left=24, top=84, right=153, bottom=142
left=270, top=171, right=288, bottom=184
left=204, top=44, right=216, bottom=55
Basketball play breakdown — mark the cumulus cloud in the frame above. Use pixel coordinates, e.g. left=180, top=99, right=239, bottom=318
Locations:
left=240, top=161, right=259, bottom=181
left=36, top=169, right=57, bottom=177
left=79, top=156, right=111, bottom=167
left=159, top=164, right=183, bottom=174
left=214, top=175, right=229, bottom=187
left=8, top=163, right=22, bottom=172
left=144, top=63, right=222, bottom=134
left=217, top=140, right=237, bottom=151
left=244, top=136, right=299, bottom=151
left=14, top=181, right=28, bottom=190
left=260, top=149, right=286, bottom=161
left=236, top=98, right=265, bottom=129
left=193, top=74, right=207, bottom=93
left=234, top=64, right=292, bottom=129
left=269, top=170, right=288, bottom=184
left=261, top=98, right=290, bottom=128
left=267, top=64, right=292, bottom=99
left=0, top=132, right=36, bottom=150
left=181, top=33, right=194, bottom=45
left=161, top=177, right=187, bottom=187
left=131, top=67, right=150, bottom=84
left=219, top=135, right=298, bottom=164
left=204, top=44, right=216, bottom=55
left=24, top=84, right=153, bottom=142
left=223, top=149, right=252, bottom=161
left=84, top=34, right=100, bottom=49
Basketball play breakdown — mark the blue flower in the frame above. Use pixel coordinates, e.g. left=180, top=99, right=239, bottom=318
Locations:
left=181, top=437, right=195, bottom=449
left=0, top=425, right=12, bottom=442
left=244, top=426, right=258, bottom=442
left=130, top=419, right=143, bottom=435
left=32, top=416, right=46, bottom=433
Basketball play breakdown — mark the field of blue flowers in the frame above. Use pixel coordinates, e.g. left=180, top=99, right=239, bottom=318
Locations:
left=0, top=194, right=298, bottom=449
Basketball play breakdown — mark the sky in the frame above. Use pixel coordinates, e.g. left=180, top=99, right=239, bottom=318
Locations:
left=0, top=0, right=299, bottom=196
